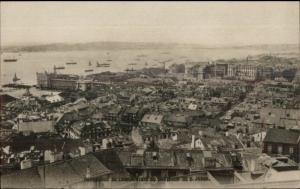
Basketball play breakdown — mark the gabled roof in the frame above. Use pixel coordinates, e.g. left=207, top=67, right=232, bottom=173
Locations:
left=264, top=128, right=300, bottom=144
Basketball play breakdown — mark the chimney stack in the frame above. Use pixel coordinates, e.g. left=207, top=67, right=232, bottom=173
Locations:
left=191, top=135, right=195, bottom=149
left=86, top=166, right=91, bottom=179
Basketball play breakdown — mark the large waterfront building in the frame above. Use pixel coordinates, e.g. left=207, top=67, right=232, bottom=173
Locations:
left=36, top=72, right=79, bottom=90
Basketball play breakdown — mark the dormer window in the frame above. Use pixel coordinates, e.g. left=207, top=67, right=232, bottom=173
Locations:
left=186, top=153, right=193, bottom=166
left=186, top=152, right=191, bottom=158
left=152, top=152, right=158, bottom=160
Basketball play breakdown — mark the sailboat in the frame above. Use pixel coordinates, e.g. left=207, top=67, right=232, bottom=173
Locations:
left=13, top=73, right=21, bottom=83
left=96, top=61, right=101, bottom=67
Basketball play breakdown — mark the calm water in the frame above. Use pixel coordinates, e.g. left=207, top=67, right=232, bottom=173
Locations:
left=1, top=48, right=297, bottom=85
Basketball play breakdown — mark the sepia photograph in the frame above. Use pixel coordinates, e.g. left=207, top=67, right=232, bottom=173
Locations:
left=0, top=1, right=299, bottom=188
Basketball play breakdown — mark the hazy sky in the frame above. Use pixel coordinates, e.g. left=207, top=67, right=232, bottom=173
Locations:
left=1, top=1, right=299, bottom=46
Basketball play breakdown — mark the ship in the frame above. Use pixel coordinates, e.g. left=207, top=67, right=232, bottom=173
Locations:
left=97, top=62, right=111, bottom=67
left=125, top=68, right=136, bottom=72
left=85, top=69, right=94, bottom=72
left=3, top=58, right=18, bottom=62
left=66, top=62, right=77, bottom=65
left=54, top=65, right=65, bottom=70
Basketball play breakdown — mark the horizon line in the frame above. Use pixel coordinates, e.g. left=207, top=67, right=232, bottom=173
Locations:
left=2, top=40, right=300, bottom=48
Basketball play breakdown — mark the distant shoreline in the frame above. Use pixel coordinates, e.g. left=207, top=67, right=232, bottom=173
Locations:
left=2, top=42, right=299, bottom=53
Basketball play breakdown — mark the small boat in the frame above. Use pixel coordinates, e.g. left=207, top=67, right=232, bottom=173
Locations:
left=88, top=61, right=92, bottom=66
left=3, top=58, right=17, bottom=62
left=85, top=69, right=93, bottom=72
left=106, top=59, right=112, bottom=62
left=137, top=54, right=147, bottom=57
left=66, top=62, right=77, bottom=65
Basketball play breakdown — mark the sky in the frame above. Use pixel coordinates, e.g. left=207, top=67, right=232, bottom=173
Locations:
left=1, top=1, right=299, bottom=46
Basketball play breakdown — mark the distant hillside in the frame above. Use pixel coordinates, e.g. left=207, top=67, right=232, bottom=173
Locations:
left=1, top=41, right=299, bottom=52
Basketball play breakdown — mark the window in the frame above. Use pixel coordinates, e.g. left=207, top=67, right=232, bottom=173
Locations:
left=289, top=147, right=294, bottom=154
left=278, top=145, right=283, bottom=154
left=267, top=145, right=272, bottom=153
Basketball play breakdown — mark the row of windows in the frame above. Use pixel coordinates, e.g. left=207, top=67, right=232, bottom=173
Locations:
left=267, top=145, right=294, bottom=154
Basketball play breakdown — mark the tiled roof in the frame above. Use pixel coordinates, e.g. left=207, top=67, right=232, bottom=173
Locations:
left=1, top=167, right=43, bottom=189
left=41, top=160, right=82, bottom=188
left=5, top=135, right=83, bottom=154
left=264, top=128, right=300, bottom=144
left=1, top=153, right=112, bottom=189
left=144, top=151, right=175, bottom=167
left=175, top=150, right=204, bottom=170
left=164, top=113, right=191, bottom=124
left=93, top=149, right=128, bottom=174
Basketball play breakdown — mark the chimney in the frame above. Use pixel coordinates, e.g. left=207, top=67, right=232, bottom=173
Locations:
left=86, top=166, right=91, bottom=179
left=199, top=131, right=203, bottom=137
left=191, top=135, right=195, bottom=149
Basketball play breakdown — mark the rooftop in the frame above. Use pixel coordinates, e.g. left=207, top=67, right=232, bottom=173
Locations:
left=264, top=128, right=300, bottom=144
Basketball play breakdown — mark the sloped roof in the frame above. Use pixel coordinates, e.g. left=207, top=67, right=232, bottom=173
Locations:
left=1, top=167, right=43, bottom=189
left=164, top=113, right=191, bottom=124
left=41, top=160, right=82, bottom=188
left=144, top=151, right=175, bottom=167
left=264, top=128, right=300, bottom=144
left=94, top=149, right=129, bottom=174
left=5, top=135, right=83, bottom=154
left=175, top=150, right=204, bottom=170
left=68, top=154, right=112, bottom=178
left=2, top=153, right=112, bottom=189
